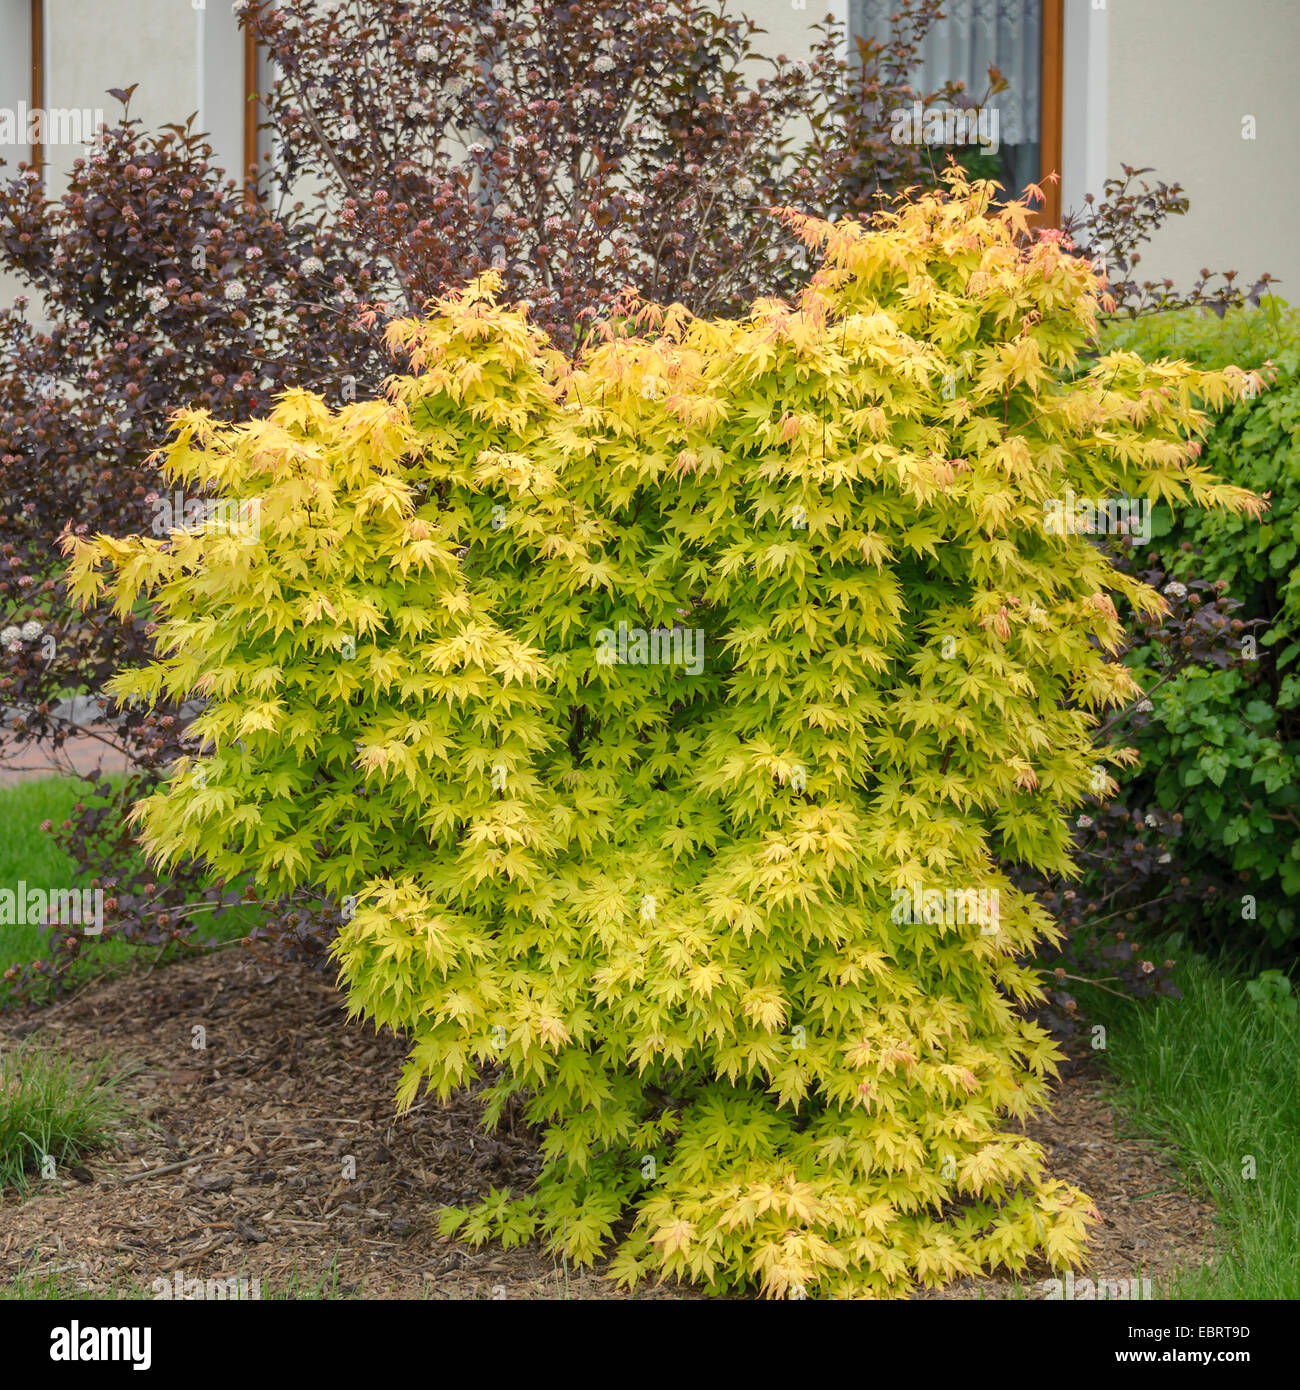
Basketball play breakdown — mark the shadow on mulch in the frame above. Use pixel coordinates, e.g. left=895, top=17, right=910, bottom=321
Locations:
left=0, top=951, right=1217, bottom=1300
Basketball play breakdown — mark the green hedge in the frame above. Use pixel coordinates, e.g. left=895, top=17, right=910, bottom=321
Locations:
left=1104, top=300, right=1300, bottom=950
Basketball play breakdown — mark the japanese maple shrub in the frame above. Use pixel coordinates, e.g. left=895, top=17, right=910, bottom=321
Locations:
left=65, top=173, right=1262, bottom=1298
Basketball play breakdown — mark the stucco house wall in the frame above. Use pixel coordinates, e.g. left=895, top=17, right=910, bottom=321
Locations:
left=743, top=0, right=1296, bottom=298
left=1103, top=0, right=1297, bottom=299
left=2, top=1, right=1295, bottom=303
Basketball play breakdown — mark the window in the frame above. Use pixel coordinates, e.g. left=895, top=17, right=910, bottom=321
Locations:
left=0, top=1, right=39, bottom=170
left=851, top=0, right=1064, bottom=225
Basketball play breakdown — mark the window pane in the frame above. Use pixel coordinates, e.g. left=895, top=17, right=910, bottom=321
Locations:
left=852, top=0, right=1042, bottom=202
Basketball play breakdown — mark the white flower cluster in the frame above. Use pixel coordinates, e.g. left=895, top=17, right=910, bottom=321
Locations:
left=733, top=176, right=756, bottom=199
left=1, top=621, right=42, bottom=653
left=299, top=256, right=325, bottom=276
left=224, top=281, right=246, bottom=302
left=593, top=55, right=615, bottom=73
left=1164, top=581, right=1188, bottom=600
left=416, top=44, right=437, bottom=63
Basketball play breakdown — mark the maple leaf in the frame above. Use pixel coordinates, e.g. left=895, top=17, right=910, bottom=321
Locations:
left=650, top=1220, right=695, bottom=1256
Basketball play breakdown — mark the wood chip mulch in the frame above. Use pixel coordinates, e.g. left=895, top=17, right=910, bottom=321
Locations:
left=0, top=951, right=1218, bottom=1300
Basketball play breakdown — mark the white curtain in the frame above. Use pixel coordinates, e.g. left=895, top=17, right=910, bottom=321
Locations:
left=851, top=0, right=1042, bottom=195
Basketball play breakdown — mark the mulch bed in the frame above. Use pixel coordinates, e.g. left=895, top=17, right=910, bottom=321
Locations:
left=0, top=950, right=1218, bottom=1300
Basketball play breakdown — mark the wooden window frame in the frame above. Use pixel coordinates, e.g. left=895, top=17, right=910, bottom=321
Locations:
left=29, top=0, right=44, bottom=173
left=1035, top=0, right=1065, bottom=227
left=243, top=21, right=259, bottom=191
left=28, top=4, right=264, bottom=187
left=847, top=0, right=1068, bottom=226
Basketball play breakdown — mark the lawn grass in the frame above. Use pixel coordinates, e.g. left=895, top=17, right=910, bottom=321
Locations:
left=0, top=1264, right=160, bottom=1299
left=1078, top=943, right=1300, bottom=1300
left=0, top=1270, right=136, bottom=1300
left=0, top=774, right=259, bottom=988
left=0, top=1041, right=132, bottom=1194
left=0, top=774, right=168, bottom=991
left=0, top=776, right=90, bottom=966
left=0, top=775, right=142, bottom=975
